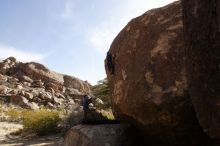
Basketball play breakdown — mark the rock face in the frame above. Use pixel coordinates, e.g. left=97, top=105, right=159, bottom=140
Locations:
left=63, top=124, right=136, bottom=146
left=0, top=57, right=91, bottom=109
left=182, top=0, right=220, bottom=140
left=0, top=58, right=90, bottom=94
left=64, top=75, right=91, bottom=93
left=105, top=1, right=209, bottom=145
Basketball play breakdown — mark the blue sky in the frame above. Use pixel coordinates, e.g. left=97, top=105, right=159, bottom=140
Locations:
left=0, top=0, right=175, bottom=85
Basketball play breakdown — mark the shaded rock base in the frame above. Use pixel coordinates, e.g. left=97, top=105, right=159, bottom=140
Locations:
left=63, top=124, right=143, bottom=146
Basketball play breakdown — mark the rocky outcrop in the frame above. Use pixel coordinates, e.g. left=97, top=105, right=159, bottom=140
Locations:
left=63, top=75, right=91, bottom=93
left=0, top=57, right=92, bottom=109
left=105, top=1, right=209, bottom=145
left=182, top=0, right=220, bottom=141
left=63, top=124, right=136, bottom=146
left=0, top=58, right=90, bottom=94
left=0, top=57, right=16, bottom=75
left=10, top=95, right=29, bottom=108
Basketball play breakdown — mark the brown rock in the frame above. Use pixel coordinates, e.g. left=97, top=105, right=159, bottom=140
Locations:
left=20, top=75, right=33, bottom=83
left=31, top=80, right=44, bottom=88
left=55, top=93, right=65, bottom=99
left=47, top=87, right=55, bottom=97
left=16, top=84, right=23, bottom=90
left=52, top=96, right=63, bottom=105
left=10, top=89, right=19, bottom=95
left=31, top=89, right=40, bottom=97
left=0, top=85, right=8, bottom=95
left=6, top=57, right=16, bottom=63
left=19, top=90, right=26, bottom=96
left=24, top=92, right=34, bottom=100
left=68, top=99, right=75, bottom=105
left=20, top=62, right=64, bottom=84
left=0, top=57, right=91, bottom=100
left=10, top=95, right=28, bottom=107
left=22, top=82, right=31, bottom=87
left=65, top=88, right=82, bottom=96
left=45, top=82, right=62, bottom=93
left=63, top=75, right=91, bottom=94
left=47, top=102, right=55, bottom=109
left=0, top=74, right=7, bottom=82
left=0, top=58, right=14, bottom=75
left=182, top=0, right=220, bottom=140
left=7, top=77, right=19, bottom=83
left=105, top=1, right=208, bottom=145
left=39, top=92, right=52, bottom=102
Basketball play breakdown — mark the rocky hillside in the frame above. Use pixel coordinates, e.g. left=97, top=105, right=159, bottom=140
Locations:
left=105, top=1, right=216, bottom=146
left=0, top=57, right=91, bottom=109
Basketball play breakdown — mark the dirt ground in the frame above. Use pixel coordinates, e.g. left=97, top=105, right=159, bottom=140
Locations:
left=0, top=122, right=63, bottom=146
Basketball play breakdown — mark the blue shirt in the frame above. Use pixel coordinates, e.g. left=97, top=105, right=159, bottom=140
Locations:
left=83, top=96, right=89, bottom=111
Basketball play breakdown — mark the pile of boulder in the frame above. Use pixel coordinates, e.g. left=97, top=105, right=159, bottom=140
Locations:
left=0, top=57, right=91, bottom=110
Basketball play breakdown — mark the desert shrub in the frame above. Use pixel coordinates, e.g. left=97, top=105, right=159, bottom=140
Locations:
left=22, top=109, right=61, bottom=135
left=6, top=108, right=22, bottom=122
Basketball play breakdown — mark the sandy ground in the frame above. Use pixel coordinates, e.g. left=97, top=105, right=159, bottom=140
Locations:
left=0, top=122, right=63, bottom=146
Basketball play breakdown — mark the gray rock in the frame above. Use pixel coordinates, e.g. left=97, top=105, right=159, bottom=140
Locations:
left=24, top=92, right=34, bottom=100
left=25, top=102, right=39, bottom=110
left=63, top=124, right=135, bottom=146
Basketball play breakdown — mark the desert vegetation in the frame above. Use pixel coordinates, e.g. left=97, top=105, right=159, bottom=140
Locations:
left=92, top=78, right=111, bottom=109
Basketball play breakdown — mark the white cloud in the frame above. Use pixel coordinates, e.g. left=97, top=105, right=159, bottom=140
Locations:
left=88, top=0, right=176, bottom=53
left=89, top=28, right=116, bottom=53
left=0, top=44, right=45, bottom=62
left=61, top=0, right=74, bottom=19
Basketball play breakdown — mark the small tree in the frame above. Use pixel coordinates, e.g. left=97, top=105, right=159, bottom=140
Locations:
left=92, top=78, right=111, bottom=109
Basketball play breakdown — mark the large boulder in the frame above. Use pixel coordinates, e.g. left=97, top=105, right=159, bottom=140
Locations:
left=105, top=1, right=209, bottom=145
left=182, top=0, right=220, bottom=141
left=63, top=75, right=91, bottom=94
left=0, top=57, right=16, bottom=75
left=45, top=82, right=60, bottom=92
left=10, top=95, right=29, bottom=107
left=0, top=74, right=7, bottom=82
left=0, top=85, right=8, bottom=95
left=63, top=124, right=136, bottom=146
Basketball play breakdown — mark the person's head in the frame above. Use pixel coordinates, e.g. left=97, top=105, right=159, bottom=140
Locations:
left=84, top=94, right=88, bottom=98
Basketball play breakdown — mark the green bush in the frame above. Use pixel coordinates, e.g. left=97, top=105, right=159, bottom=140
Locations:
left=92, top=78, right=111, bottom=109
left=22, top=109, right=61, bottom=135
